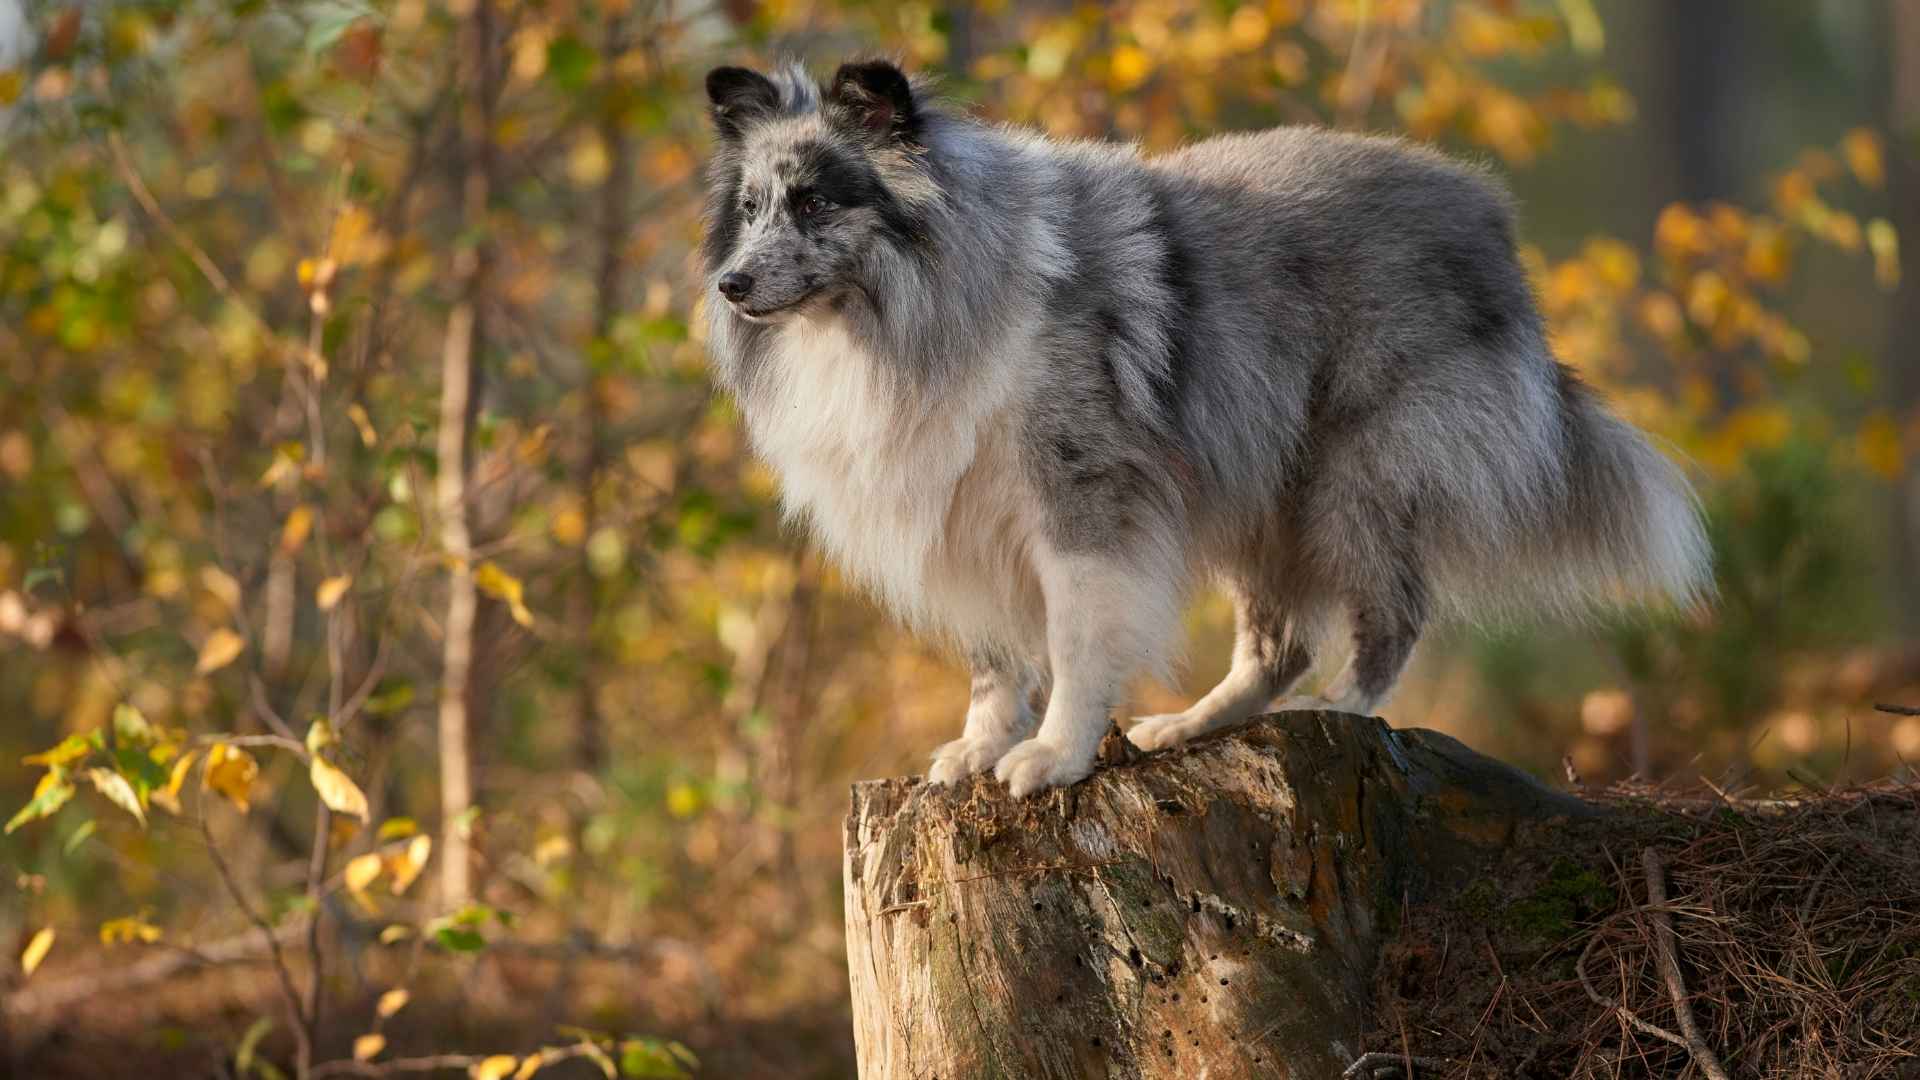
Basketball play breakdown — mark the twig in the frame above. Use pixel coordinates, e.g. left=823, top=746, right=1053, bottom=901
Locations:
left=310, top=1043, right=606, bottom=1079
left=1576, top=915, right=1691, bottom=1051
left=1342, top=1051, right=1452, bottom=1078
left=1641, top=849, right=1733, bottom=1080
left=1874, top=702, right=1920, bottom=716
left=198, top=803, right=314, bottom=1072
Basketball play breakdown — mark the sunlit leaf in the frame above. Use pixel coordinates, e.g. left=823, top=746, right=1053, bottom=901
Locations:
left=113, top=703, right=154, bottom=745
left=63, top=819, right=98, bottom=854
left=280, top=505, right=315, bottom=553
left=23, top=732, right=99, bottom=768
left=152, top=749, right=198, bottom=816
left=310, top=757, right=369, bottom=821
left=20, top=927, right=54, bottom=978
left=375, top=987, right=410, bottom=1019
left=316, top=575, right=352, bottom=611
left=378, top=924, right=414, bottom=945
left=387, top=833, right=432, bottom=894
left=1868, top=218, right=1900, bottom=290
left=7, top=773, right=76, bottom=833
left=204, top=743, right=260, bottom=812
left=306, top=717, right=337, bottom=755
left=352, top=1033, right=386, bottom=1062
left=377, top=816, right=417, bottom=840
left=347, top=403, right=378, bottom=447
left=474, top=561, right=535, bottom=627
left=620, top=1038, right=695, bottom=1079
left=83, top=767, right=145, bottom=827
left=235, top=1016, right=274, bottom=1076
left=196, top=628, right=247, bottom=675
left=344, top=852, right=384, bottom=910
left=99, top=914, right=162, bottom=945
left=471, top=1054, right=518, bottom=1080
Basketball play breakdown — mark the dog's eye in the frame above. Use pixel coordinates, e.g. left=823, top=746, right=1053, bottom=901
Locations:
left=800, top=194, right=832, bottom=217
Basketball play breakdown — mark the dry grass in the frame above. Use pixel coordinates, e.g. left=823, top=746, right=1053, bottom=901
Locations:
left=1362, top=779, right=1920, bottom=1079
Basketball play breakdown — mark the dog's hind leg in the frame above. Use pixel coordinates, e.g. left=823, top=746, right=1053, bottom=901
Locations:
left=1283, top=556, right=1429, bottom=717
left=927, top=650, right=1040, bottom=785
left=1127, top=579, right=1312, bottom=751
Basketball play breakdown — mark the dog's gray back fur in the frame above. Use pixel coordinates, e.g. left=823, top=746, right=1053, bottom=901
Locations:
left=700, top=61, right=1709, bottom=765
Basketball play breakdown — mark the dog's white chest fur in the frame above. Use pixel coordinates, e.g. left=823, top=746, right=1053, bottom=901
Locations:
left=744, top=319, right=1042, bottom=650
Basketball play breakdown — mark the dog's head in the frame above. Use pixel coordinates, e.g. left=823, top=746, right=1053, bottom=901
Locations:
left=701, top=60, right=934, bottom=323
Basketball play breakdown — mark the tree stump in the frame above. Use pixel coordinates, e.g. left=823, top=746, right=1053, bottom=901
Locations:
left=842, top=711, right=1595, bottom=1079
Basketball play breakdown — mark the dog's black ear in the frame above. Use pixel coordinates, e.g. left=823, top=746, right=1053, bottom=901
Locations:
left=827, top=60, right=919, bottom=142
left=706, top=66, right=780, bottom=140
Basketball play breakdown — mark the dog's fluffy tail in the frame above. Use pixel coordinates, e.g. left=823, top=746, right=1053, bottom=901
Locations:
left=1532, top=366, right=1713, bottom=615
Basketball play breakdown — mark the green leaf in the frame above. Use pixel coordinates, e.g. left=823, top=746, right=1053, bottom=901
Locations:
left=431, top=925, right=486, bottom=952
left=545, top=35, right=596, bottom=93
left=63, top=819, right=98, bottom=854
left=113, top=703, right=153, bottom=745
left=619, top=1039, right=694, bottom=1079
left=235, top=1015, right=277, bottom=1079
left=22, top=566, right=64, bottom=594
left=305, top=1, right=372, bottom=55
left=7, top=777, right=76, bottom=833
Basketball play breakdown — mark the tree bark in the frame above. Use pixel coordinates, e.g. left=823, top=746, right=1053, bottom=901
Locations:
left=842, top=712, right=1593, bottom=1079
left=435, top=0, right=497, bottom=908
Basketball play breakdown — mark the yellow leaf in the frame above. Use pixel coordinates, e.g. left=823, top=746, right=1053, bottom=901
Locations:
left=474, top=561, right=534, bottom=627
left=347, top=403, right=378, bottom=447
left=1858, top=412, right=1907, bottom=481
left=311, top=757, right=369, bottom=821
left=375, top=988, right=410, bottom=1019
left=378, top=924, right=414, bottom=945
left=203, top=742, right=259, bottom=813
left=328, top=204, right=384, bottom=266
left=388, top=833, right=432, bottom=895
left=20, top=927, right=54, bottom=978
left=568, top=133, right=611, bottom=187
left=83, top=768, right=145, bottom=827
left=533, top=834, right=571, bottom=868
left=1842, top=128, right=1885, bottom=189
left=1108, top=44, right=1151, bottom=92
left=99, top=915, right=162, bottom=946
left=353, top=1033, right=387, bottom=1062
left=344, top=852, right=385, bottom=905
left=513, top=1052, right=554, bottom=1080
left=200, top=567, right=243, bottom=611
left=471, top=1055, right=518, bottom=1080
left=306, top=717, right=338, bottom=756
left=152, top=749, right=199, bottom=816
left=195, top=628, right=246, bottom=675
left=316, top=575, right=352, bottom=611
left=1868, top=218, right=1901, bottom=290
left=377, top=816, right=417, bottom=840
left=280, top=505, right=315, bottom=553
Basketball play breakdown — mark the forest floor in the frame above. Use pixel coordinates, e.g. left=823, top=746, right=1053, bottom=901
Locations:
left=7, top=947, right=858, bottom=1079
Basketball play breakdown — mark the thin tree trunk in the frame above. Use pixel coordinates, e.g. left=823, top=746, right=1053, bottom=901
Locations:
left=1887, top=0, right=1920, bottom=628
left=436, top=0, right=497, bottom=908
left=570, top=11, right=632, bottom=774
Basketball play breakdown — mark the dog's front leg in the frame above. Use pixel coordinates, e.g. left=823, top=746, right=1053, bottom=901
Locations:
left=995, top=547, right=1180, bottom=797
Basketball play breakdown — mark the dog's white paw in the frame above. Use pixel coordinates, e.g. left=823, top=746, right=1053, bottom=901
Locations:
left=992, top=738, right=1094, bottom=798
left=926, top=734, right=1020, bottom=786
left=1126, top=713, right=1201, bottom=752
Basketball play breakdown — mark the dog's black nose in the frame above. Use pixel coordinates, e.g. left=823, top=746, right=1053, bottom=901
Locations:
left=717, top=272, right=754, bottom=302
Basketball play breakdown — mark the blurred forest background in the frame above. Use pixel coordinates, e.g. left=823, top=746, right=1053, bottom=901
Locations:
left=0, top=0, right=1916, bottom=1076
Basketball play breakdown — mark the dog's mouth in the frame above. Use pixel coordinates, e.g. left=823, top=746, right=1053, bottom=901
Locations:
left=736, top=291, right=816, bottom=321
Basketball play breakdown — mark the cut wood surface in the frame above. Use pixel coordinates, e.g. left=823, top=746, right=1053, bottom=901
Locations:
left=843, top=711, right=1595, bottom=1079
